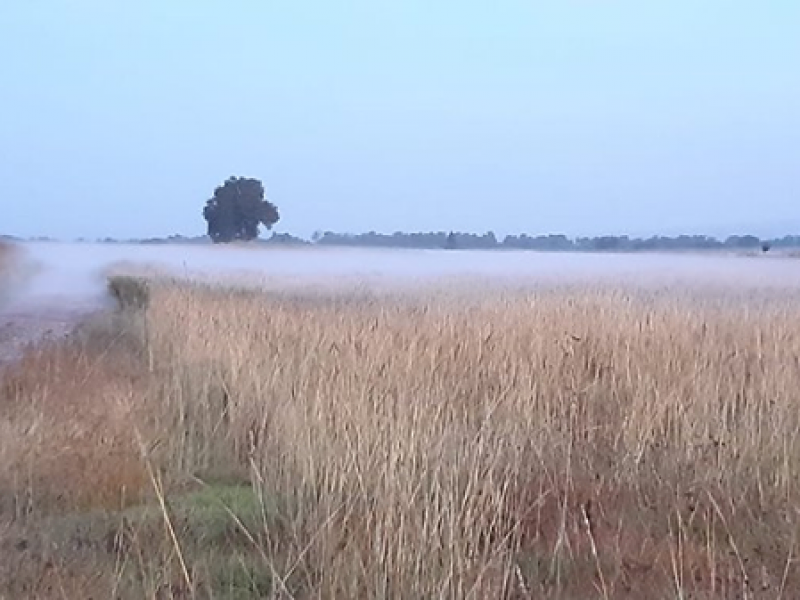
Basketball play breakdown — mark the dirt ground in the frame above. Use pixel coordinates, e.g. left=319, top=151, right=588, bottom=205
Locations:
left=0, top=305, right=92, bottom=365
left=0, top=243, right=101, bottom=365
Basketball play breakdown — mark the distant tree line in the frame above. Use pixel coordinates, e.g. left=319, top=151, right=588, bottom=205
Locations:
left=312, top=231, right=499, bottom=250
left=40, top=231, right=800, bottom=252
left=312, top=231, right=800, bottom=252
left=92, top=232, right=310, bottom=246
left=107, top=230, right=796, bottom=252
left=10, top=174, right=798, bottom=253
left=184, top=174, right=797, bottom=253
left=86, top=231, right=796, bottom=251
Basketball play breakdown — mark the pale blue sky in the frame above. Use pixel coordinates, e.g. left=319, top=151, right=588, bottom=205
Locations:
left=1, top=1, right=798, bottom=240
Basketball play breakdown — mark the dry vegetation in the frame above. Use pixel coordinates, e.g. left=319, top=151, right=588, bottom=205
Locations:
left=2, top=274, right=800, bottom=598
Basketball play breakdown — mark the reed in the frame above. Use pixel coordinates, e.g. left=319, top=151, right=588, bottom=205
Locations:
left=3, top=276, right=800, bottom=597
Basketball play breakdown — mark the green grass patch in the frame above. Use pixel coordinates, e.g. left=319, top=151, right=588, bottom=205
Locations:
left=169, top=482, right=269, bottom=546
left=6, top=482, right=282, bottom=598
left=209, top=554, right=274, bottom=599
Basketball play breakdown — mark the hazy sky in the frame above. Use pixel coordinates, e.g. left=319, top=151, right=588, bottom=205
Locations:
left=1, top=1, right=798, bottom=241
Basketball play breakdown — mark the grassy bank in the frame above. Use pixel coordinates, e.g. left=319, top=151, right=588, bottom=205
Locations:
left=2, top=275, right=800, bottom=598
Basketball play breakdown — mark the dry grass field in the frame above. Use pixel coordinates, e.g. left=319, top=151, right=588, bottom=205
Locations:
left=2, top=274, right=800, bottom=598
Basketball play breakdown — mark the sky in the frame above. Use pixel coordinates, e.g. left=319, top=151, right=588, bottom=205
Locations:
left=1, top=1, right=798, bottom=241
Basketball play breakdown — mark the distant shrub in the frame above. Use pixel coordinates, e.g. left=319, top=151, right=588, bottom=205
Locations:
left=107, top=275, right=150, bottom=310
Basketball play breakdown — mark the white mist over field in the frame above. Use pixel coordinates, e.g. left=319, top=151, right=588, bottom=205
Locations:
left=0, top=240, right=798, bottom=364
left=1, top=241, right=799, bottom=313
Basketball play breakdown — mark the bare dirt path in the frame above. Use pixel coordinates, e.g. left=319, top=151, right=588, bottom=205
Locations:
left=0, top=244, right=113, bottom=366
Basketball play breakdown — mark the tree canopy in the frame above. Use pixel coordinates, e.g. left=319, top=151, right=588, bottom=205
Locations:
left=203, top=176, right=279, bottom=243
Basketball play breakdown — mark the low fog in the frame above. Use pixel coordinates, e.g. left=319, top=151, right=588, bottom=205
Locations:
left=2, top=242, right=799, bottom=316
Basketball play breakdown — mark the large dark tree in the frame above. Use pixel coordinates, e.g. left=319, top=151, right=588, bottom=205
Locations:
left=203, top=176, right=280, bottom=243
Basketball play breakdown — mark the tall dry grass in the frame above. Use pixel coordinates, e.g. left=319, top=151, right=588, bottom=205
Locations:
left=143, top=280, right=800, bottom=597
left=3, top=276, right=800, bottom=598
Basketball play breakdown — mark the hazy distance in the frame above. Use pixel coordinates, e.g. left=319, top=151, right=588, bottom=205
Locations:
left=1, top=1, right=798, bottom=241
left=3, top=242, right=798, bottom=317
